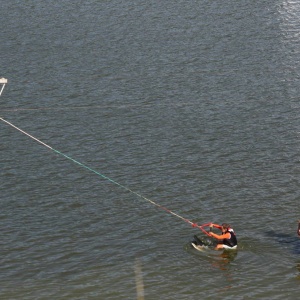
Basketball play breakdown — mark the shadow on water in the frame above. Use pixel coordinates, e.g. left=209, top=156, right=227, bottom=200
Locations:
left=265, top=230, right=300, bottom=255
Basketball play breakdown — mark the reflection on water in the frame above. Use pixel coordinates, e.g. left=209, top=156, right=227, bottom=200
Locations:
left=134, top=258, right=145, bottom=300
left=207, top=250, right=238, bottom=294
left=187, top=242, right=238, bottom=293
left=208, top=249, right=238, bottom=271
left=278, top=0, right=300, bottom=47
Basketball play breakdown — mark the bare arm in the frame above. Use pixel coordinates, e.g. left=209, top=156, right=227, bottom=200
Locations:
left=209, top=232, right=230, bottom=240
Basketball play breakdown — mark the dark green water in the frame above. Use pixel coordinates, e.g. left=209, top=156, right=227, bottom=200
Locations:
left=1, top=1, right=300, bottom=299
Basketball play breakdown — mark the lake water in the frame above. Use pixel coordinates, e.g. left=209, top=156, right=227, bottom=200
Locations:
left=1, top=1, right=300, bottom=299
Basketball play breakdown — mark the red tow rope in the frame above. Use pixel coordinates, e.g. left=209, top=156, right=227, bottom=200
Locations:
left=192, top=222, right=211, bottom=236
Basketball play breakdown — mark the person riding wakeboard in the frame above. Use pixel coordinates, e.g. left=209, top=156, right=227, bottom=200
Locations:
left=192, top=223, right=237, bottom=250
left=208, top=223, right=237, bottom=250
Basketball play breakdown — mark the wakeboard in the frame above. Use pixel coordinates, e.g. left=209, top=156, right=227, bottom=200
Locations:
left=190, top=235, right=210, bottom=252
left=191, top=242, right=208, bottom=252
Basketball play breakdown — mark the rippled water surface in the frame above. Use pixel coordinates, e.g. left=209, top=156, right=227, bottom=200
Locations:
left=1, top=1, right=300, bottom=299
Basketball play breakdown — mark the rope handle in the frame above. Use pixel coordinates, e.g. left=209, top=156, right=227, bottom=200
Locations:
left=191, top=222, right=211, bottom=236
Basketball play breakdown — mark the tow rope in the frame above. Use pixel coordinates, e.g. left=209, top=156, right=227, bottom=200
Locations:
left=1, top=117, right=209, bottom=231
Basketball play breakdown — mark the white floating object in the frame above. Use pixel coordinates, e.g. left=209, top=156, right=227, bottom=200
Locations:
left=0, top=77, right=8, bottom=84
left=0, top=77, right=7, bottom=96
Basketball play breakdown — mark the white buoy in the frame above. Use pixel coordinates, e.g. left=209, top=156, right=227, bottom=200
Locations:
left=0, top=77, right=8, bottom=96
